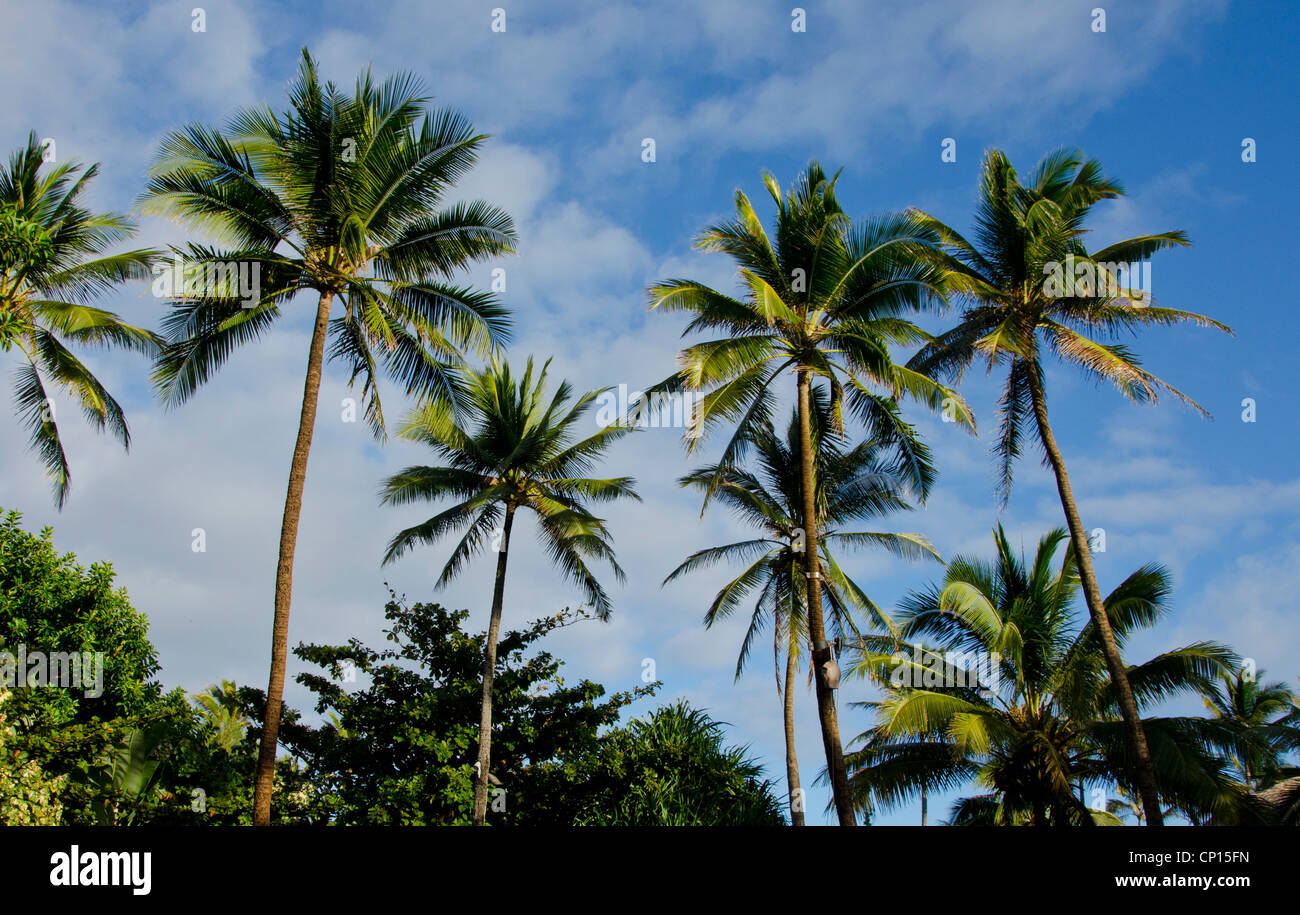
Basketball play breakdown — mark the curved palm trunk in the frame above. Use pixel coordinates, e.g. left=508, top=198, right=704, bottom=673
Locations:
left=253, top=290, right=334, bottom=826
left=473, top=503, right=516, bottom=825
left=1024, top=361, right=1164, bottom=827
left=796, top=368, right=855, bottom=826
left=921, top=785, right=927, bottom=826
left=782, top=623, right=805, bottom=827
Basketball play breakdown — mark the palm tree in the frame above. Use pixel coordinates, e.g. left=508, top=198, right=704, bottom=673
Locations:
left=380, top=357, right=638, bottom=825
left=847, top=525, right=1239, bottom=826
left=193, top=681, right=250, bottom=754
left=139, top=49, right=516, bottom=825
left=0, top=133, right=160, bottom=507
left=1200, top=667, right=1298, bottom=790
left=648, top=163, right=972, bottom=823
left=907, top=148, right=1232, bottom=825
left=663, top=392, right=940, bottom=825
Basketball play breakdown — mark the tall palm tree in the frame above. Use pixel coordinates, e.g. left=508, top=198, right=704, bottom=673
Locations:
left=907, top=148, right=1232, bottom=825
left=848, top=525, right=1239, bottom=826
left=663, top=392, right=940, bottom=825
left=648, top=163, right=973, bottom=823
left=0, top=133, right=160, bottom=507
left=139, top=49, right=516, bottom=825
left=380, top=357, right=638, bottom=825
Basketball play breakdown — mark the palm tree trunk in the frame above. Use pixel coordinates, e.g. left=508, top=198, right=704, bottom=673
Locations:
left=1024, top=360, right=1164, bottom=827
left=796, top=368, right=855, bottom=826
left=253, top=290, right=334, bottom=826
left=472, top=503, right=516, bottom=825
left=783, top=623, right=804, bottom=826
left=921, top=785, right=928, bottom=826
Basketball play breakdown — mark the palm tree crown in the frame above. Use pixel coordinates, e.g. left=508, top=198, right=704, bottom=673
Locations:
left=665, top=389, right=940, bottom=679
left=381, top=356, right=638, bottom=617
left=139, top=48, right=516, bottom=425
left=650, top=161, right=972, bottom=495
left=848, top=525, right=1238, bottom=825
left=908, top=147, right=1230, bottom=499
left=1, top=132, right=160, bottom=506
left=1201, top=668, right=1299, bottom=789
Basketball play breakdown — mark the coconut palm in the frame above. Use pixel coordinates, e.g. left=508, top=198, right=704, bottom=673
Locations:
left=1200, top=667, right=1299, bottom=790
left=648, top=162, right=973, bottom=823
left=139, top=49, right=516, bottom=825
left=907, top=148, right=1232, bottom=824
left=380, top=356, right=638, bottom=825
left=0, top=133, right=160, bottom=507
left=663, top=391, right=940, bottom=825
left=847, top=525, right=1239, bottom=826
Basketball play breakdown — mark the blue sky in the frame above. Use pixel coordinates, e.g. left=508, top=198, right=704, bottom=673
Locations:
left=1, top=0, right=1297, bottom=824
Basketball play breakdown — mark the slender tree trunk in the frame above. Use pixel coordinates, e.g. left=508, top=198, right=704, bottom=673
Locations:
left=473, top=503, right=516, bottom=825
left=253, top=290, right=334, bottom=827
left=1024, top=360, right=1164, bottom=827
left=796, top=368, right=855, bottom=826
left=782, top=623, right=805, bottom=826
left=921, top=785, right=928, bottom=826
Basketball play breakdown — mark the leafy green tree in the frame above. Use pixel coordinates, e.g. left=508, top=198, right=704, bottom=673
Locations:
left=648, top=163, right=972, bottom=823
left=848, top=525, right=1239, bottom=826
left=251, top=596, right=655, bottom=825
left=380, top=357, right=637, bottom=824
left=664, top=393, right=940, bottom=825
left=0, top=507, right=214, bottom=823
left=572, top=699, right=786, bottom=826
left=908, top=148, right=1231, bottom=824
left=139, top=49, right=517, bottom=825
left=0, top=133, right=160, bottom=507
left=0, top=508, right=165, bottom=726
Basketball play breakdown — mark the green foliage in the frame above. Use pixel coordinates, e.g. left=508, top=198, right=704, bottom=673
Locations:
left=647, top=161, right=972, bottom=502
left=0, top=508, right=163, bottom=724
left=0, top=689, right=66, bottom=825
left=848, top=525, right=1242, bottom=825
left=0, top=507, right=204, bottom=824
left=0, top=201, right=54, bottom=282
left=76, top=726, right=166, bottom=825
left=908, top=147, right=1230, bottom=502
left=0, top=134, right=161, bottom=506
left=251, top=595, right=657, bottom=824
left=381, top=356, right=639, bottom=618
left=666, top=394, right=940, bottom=679
left=570, top=700, right=786, bottom=826
left=138, top=48, right=516, bottom=429
left=1200, top=667, right=1299, bottom=789
left=193, top=680, right=249, bottom=754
